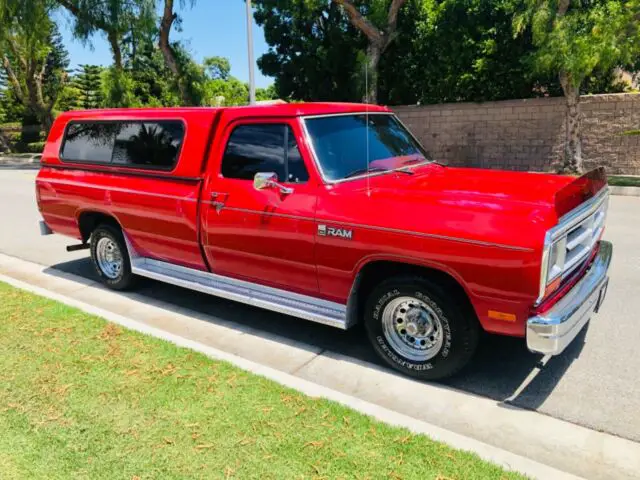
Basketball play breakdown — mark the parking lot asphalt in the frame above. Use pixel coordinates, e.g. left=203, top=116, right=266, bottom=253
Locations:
left=2, top=168, right=639, bottom=443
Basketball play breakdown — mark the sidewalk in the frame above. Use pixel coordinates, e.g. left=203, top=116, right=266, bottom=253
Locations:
left=1, top=252, right=639, bottom=479
left=0, top=154, right=41, bottom=168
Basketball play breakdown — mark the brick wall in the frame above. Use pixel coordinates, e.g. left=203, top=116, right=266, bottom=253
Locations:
left=393, top=93, right=640, bottom=175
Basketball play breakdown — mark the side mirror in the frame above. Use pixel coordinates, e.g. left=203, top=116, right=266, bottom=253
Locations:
left=253, top=172, right=293, bottom=195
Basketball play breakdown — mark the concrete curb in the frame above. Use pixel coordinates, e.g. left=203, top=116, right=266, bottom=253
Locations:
left=0, top=266, right=578, bottom=480
left=609, top=185, right=640, bottom=197
left=1, top=253, right=639, bottom=479
left=0, top=155, right=41, bottom=169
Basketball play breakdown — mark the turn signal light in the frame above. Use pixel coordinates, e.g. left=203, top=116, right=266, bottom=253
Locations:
left=544, top=277, right=562, bottom=298
left=488, top=310, right=517, bottom=322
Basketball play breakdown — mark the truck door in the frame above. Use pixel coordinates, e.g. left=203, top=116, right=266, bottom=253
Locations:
left=200, top=119, right=319, bottom=297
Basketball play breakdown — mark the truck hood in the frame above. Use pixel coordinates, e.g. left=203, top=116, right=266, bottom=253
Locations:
left=388, top=164, right=573, bottom=207
left=320, top=164, right=606, bottom=250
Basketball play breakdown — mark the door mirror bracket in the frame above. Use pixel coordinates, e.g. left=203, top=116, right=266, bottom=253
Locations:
left=253, top=172, right=293, bottom=195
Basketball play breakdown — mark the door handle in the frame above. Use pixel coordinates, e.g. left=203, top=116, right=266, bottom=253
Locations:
left=210, top=192, right=228, bottom=214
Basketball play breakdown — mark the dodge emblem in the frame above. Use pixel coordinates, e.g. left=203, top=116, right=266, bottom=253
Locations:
left=318, top=224, right=353, bottom=240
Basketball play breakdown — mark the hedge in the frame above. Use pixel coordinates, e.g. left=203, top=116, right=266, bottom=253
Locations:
left=24, top=141, right=45, bottom=153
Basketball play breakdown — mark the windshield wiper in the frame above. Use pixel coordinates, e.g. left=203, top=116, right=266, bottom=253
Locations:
left=402, top=156, right=446, bottom=168
left=401, top=156, right=429, bottom=166
left=344, top=167, right=388, bottom=179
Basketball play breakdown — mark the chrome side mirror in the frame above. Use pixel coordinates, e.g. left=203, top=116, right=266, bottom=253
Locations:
left=253, top=172, right=293, bottom=195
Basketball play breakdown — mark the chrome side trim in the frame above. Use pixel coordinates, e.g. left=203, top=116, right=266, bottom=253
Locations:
left=123, top=236, right=348, bottom=329
left=324, top=221, right=533, bottom=252
left=203, top=206, right=531, bottom=251
left=527, top=240, right=612, bottom=355
left=205, top=206, right=530, bottom=251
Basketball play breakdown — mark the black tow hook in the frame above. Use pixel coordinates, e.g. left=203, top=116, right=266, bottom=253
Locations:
left=66, top=243, right=90, bottom=252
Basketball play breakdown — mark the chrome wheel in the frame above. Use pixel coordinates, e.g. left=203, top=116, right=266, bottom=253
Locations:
left=381, top=296, right=444, bottom=362
left=95, top=237, right=123, bottom=280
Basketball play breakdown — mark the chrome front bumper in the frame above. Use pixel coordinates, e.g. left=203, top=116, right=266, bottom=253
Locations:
left=527, top=241, right=612, bottom=355
left=39, top=220, right=52, bottom=236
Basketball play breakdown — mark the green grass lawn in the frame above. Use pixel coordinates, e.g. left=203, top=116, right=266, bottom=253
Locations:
left=609, top=175, right=640, bottom=187
left=0, top=282, right=524, bottom=480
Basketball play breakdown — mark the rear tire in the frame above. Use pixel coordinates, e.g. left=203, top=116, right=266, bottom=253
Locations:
left=364, top=275, right=479, bottom=381
left=90, top=224, right=136, bottom=291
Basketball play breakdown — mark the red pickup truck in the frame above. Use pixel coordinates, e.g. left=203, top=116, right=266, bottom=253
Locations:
left=36, top=103, right=612, bottom=380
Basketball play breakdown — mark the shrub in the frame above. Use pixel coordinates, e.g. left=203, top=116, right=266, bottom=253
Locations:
left=5, top=131, right=21, bottom=142
left=23, top=141, right=45, bottom=153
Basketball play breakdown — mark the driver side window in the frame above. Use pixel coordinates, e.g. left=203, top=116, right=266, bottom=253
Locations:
left=221, top=124, right=309, bottom=183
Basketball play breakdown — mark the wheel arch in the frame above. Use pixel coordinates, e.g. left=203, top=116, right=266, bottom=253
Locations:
left=346, top=257, right=479, bottom=328
left=76, top=209, right=124, bottom=243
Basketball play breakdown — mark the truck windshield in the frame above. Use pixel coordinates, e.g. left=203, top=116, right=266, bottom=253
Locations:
left=303, top=113, right=431, bottom=182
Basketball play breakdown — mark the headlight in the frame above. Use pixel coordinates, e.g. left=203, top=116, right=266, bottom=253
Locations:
left=547, top=236, right=567, bottom=282
left=537, top=233, right=567, bottom=304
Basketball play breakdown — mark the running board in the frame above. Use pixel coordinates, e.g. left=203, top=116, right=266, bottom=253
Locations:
left=129, top=256, right=348, bottom=330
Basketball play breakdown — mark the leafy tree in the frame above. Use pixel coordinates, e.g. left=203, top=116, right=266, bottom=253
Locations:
left=203, top=56, right=231, bottom=80
left=203, top=77, right=248, bottom=106
left=254, top=0, right=565, bottom=105
left=254, top=0, right=365, bottom=102
left=514, top=0, right=640, bottom=173
left=256, top=84, right=278, bottom=101
left=379, top=0, right=560, bottom=105
left=56, top=0, right=155, bottom=106
left=199, top=56, right=276, bottom=106
left=0, top=82, right=25, bottom=123
left=101, top=68, right=138, bottom=107
left=332, top=0, right=407, bottom=103
left=72, top=64, right=103, bottom=109
left=127, top=40, right=181, bottom=107
left=55, top=82, right=81, bottom=112
left=56, top=0, right=155, bottom=71
left=0, top=0, right=69, bottom=132
left=158, top=0, right=203, bottom=105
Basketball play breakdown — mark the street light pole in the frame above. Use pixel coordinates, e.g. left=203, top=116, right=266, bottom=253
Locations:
left=246, top=0, right=256, bottom=105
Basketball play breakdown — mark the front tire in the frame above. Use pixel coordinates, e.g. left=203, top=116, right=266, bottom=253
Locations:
left=364, top=275, right=479, bottom=380
left=90, top=224, right=135, bottom=290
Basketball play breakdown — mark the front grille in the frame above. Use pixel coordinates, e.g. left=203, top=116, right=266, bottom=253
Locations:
left=562, top=197, right=608, bottom=277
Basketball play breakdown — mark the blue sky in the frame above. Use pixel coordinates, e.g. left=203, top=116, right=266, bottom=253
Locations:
left=57, top=1, right=273, bottom=88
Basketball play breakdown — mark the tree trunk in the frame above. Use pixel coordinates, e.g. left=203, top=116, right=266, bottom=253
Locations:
left=107, top=30, right=123, bottom=71
left=35, top=109, right=55, bottom=133
left=26, top=92, right=55, bottom=134
left=0, top=132, right=11, bottom=153
left=334, top=0, right=406, bottom=106
left=26, top=62, right=57, bottom=134
left=2, top=55, right=54, bottom=134
left=159, top=0, right=194, bottom=106
left=57, top=0, right=123, bottom=71
left=559, top=71, right=583, bottom=174
left=364, top=44, right=381, bottom=104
